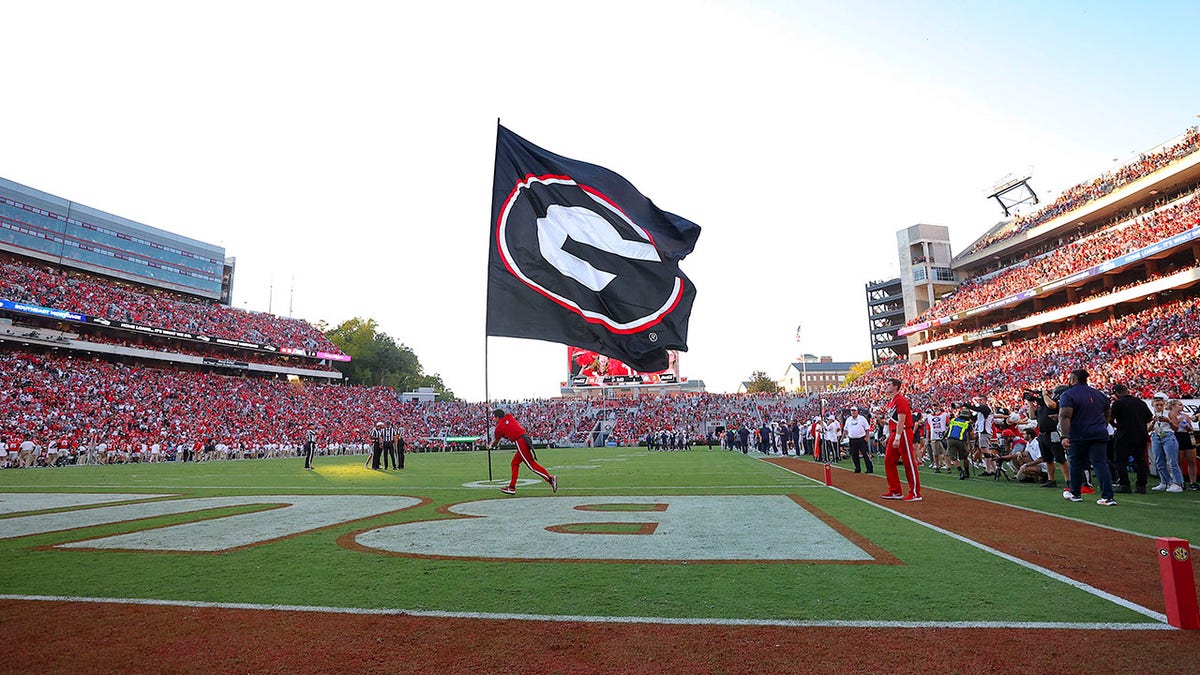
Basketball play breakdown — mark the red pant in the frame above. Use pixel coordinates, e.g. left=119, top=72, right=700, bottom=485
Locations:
left=885, top=430, right=921, bottom=497
left=510, top=436, right=552, bottom=488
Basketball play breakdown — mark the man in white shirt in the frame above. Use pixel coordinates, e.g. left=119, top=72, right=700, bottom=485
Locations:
left=927, top=407, right=950, bottom=473
left=1014, top=430, right=1047, bottom=481
left=45, top=439, right=60, bottom=467
left=841, top=406, right=874, bottom=473
left=19, top=436, right=37, bottom=468
left=823, top=416, right=842, bottom=462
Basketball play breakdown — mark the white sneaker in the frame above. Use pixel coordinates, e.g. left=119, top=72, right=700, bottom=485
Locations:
left=1166, top=484, right=1184, bottom=493
left=1152, top=483, right=1168, bottom=492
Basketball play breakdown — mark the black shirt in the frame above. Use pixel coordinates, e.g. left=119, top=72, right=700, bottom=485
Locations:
left=1110, top=394, right=1152, bottom=441
left=1034, top=399, right=1057, bottom=433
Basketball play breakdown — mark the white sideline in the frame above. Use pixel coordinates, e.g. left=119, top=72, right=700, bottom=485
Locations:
left=0, top=594, right=1174, bottom=630
left=760, top=458, right=1170, bottom=624
left=788, top=458, right=1159, bottom=539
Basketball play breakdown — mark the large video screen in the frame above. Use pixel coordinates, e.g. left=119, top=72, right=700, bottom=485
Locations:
left=566, top=347, right=681, bottom=387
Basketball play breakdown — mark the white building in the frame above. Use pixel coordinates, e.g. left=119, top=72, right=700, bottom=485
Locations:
left=779, top=355, right=859, bottom=393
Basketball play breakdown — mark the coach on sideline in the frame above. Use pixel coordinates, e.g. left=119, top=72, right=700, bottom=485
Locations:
left=1057, top=368, right=1116, bottom=506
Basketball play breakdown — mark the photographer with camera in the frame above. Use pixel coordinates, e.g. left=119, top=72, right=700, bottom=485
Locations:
left=990, top=427, right=1043, bottom=481
left=1027, top=385, right=1070, bottom=489
left=1015, top=429, right=1049, bottom=481
left=964, top=396, right=996, bottom=476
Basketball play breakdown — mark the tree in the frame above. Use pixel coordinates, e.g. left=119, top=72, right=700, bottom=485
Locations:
left=325, top=317, right=456, bottom=400
left=745, top=370, right=781, bottom=394
left=843, top=360, right=873, bottom=386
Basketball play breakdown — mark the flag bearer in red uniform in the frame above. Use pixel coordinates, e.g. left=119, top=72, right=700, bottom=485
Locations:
left=882, top=378, right=923, bottom=502
left=491, top=408, right=558, bottom=495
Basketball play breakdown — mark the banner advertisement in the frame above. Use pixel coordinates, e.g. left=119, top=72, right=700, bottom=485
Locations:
left=202, top=357, right=251, bottom=369
left=0, top=299, right=86, bottom=322
left=279, top=347, right=352, bottom=362
left=0, top=297, right=346, bottom=362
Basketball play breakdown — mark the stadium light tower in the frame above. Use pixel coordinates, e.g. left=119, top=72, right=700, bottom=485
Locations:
left=986, top=171, right=1039, bottom=217
left=986, top=174, right=1038, bottom=217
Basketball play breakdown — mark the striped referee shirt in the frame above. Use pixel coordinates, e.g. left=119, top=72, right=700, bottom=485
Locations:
left=371, top=426, right=397, bottom=443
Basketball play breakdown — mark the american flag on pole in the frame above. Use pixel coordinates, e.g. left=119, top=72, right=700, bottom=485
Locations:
left=795, top=323, right=802, bottom=342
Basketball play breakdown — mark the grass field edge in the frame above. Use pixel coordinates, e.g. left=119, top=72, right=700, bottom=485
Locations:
left=759, top=457, right=1172, bottom=624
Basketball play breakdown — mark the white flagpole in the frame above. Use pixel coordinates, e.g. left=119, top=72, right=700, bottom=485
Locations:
left=483, top=118, right=501, bottom=482
left=484, top=335, right=492, bottom=481
left=796, top=322, right=808, bottom=397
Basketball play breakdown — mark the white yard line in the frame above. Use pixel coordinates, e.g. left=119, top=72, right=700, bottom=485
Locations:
left=903, top=490, right=1161, bottom=539
left=0, top=594, right=1173, bottom=630
left=789, top=461, right=1173, bottom=539
left=761, top=459, right=1170, bottom=624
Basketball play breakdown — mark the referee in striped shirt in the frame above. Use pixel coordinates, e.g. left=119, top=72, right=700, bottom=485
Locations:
left=302, top=428, right=318, bottom=470
left=382, top=423, right=400, bottom=470
left=368, top=422, right=393, bottom=470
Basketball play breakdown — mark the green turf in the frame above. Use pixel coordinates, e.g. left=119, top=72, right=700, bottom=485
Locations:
left=853, top=457, right=1200, bottom=542
left=0, top=448, right=1178, bottom=623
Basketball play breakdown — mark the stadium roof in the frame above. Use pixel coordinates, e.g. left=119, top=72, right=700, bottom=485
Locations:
left=788, top=361, right=857, bottom=372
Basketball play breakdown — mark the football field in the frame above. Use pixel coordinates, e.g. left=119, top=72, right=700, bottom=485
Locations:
left=3, top=448, right=1199, bottom=672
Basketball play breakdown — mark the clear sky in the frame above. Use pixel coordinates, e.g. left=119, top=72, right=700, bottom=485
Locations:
left=2, top=0, right=1197, bottom=401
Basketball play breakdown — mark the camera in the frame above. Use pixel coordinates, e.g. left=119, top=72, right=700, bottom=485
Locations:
left=1022, top=389, right=1042, bottom=402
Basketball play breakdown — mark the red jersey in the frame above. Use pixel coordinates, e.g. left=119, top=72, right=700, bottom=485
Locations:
left=997, top=426, right=1022, bottom=446
left=494, top=414, right=526, bottom=441
left=885, top=393, right=912, bottom=432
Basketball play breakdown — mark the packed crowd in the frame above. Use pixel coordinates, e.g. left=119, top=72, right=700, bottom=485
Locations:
left=910, top=191, right=1200, bottom=325
left=0, top=256, right=342, bottom=356
left=962, top=126, right=1200, bottom=256
left=924, top=264, right=1200, bottom=344
left=80, top=332, right=341, bottom=372
left=3, top=292, right=1199, bottom=469
left=0, top=343, right=809, bottom=466
left=816, top=296, right=1200, bottom=423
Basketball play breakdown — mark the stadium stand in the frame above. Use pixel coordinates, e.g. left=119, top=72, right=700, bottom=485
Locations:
left=5, top=126, right=1200, bottom=479
left=0, top=255, right=344, bottom=357
left=960, top=126, right=1200, bottom=257
left=908, top=189, right=1200, bottom=326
